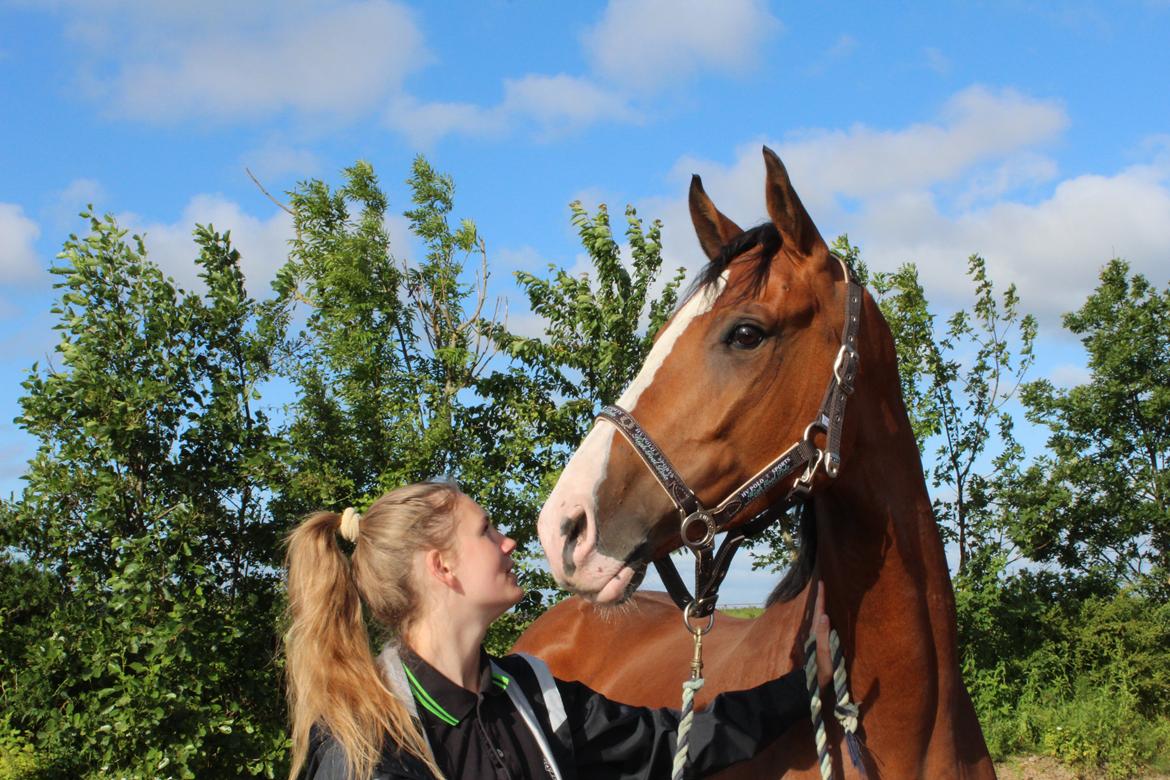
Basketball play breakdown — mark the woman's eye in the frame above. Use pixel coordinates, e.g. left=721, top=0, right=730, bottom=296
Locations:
left=727, top=324, right=765, bottom=349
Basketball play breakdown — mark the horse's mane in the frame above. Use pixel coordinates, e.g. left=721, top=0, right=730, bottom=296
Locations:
left=678, top=223, right=781, bottom=310
left=765, top=501, right=817, bottom=606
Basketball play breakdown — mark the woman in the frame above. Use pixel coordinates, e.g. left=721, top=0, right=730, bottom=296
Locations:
left=284, top=481, right=832, bottom=780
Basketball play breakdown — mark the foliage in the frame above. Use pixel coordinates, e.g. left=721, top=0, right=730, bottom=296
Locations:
left=482, top=199, right=685, bottom=646
left=1013, top=260, right=1170, bottom=586
left=957, top=561, right=1170, bottom=776
left=870, top=254, right=1036, bottom=573
left=2, top=160, right=1166, bottom=778
left=489, top=200, right=685, bottom=444
left=0, top=216, right=287, bottom=777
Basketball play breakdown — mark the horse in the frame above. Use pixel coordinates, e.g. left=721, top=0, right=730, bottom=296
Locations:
left=513, top=147, right=995, bottom=778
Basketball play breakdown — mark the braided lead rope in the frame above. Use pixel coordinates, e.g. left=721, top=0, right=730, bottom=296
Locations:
left=805, top=629, right=868, bottom=779
left=829, top=630, right=867, bottom=777
left=672, top=678, right=705, bottom=780
left=803, top=635, right=833, bottom=779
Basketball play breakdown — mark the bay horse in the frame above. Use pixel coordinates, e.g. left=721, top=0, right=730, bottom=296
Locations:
left=513, top=148, right=995, bottom=778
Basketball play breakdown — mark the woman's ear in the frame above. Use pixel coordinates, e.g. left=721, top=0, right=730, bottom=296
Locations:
left=424, top=548, right=459, bottom=590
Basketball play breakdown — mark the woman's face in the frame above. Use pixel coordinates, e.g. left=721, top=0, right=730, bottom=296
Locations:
left=446, top=493, right=525, bottom=617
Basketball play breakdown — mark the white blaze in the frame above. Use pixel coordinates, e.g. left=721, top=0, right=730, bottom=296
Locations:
left=539, top=275, right=727, bottom=586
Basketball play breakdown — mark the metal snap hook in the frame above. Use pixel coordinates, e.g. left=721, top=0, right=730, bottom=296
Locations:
left=797, top=448, right=825, bottom=488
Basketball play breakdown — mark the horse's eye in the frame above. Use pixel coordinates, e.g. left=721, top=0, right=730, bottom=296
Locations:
left=727, top=323, right=765, bottom=349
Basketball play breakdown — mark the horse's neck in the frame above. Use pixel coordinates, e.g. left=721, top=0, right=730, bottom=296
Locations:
left=813, top=380, right=963, bottom=671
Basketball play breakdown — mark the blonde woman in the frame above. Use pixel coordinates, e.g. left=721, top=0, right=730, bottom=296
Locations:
left=284, top=482, right=832, bottom=780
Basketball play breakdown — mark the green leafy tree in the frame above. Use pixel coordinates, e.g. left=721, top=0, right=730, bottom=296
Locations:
left=270, top=158, right=560, bottom=653
left=479, top=201, right=685, bottom=631
left=871, top=255, right=1036, bottom=573
left=1013, top=259, right=1170, bottom=587
left=488, top=201, right=685, bottom=450
left=0, top=215, right=288, bottom=777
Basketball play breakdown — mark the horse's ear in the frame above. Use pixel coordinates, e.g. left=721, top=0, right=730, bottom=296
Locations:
left=763, top=146, right=825, bottom=257
left=689, top=174, right=743, bottom=262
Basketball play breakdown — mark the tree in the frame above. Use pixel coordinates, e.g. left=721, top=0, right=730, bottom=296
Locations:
left=488, top=201, right=685, bottom=449
left=1013, top=259, right=1170, bottom=587
left=867, top=255, right=1036, bottom=573
left=0, top=214, right=288, bottom=777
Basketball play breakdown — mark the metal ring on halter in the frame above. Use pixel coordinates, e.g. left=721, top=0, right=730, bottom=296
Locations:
left=683, top=600, right=716, bottom=636
left=680, top=510, right=716, bottom=549
left=802, top=417, right=829, bottom=445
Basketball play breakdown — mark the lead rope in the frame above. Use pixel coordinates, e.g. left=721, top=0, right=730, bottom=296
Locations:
left=672, top=604, right=712, bottom=780
left=803, top=628, right=867, bottom=779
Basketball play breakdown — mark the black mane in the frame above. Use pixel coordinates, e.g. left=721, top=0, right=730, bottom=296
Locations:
left=689, top=222, right=781, bottom=300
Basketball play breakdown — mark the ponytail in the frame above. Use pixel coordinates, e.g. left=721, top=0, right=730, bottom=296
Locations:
left=284, top=484, right=459, bottom=780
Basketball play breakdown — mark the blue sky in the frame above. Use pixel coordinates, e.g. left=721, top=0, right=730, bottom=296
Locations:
left=2, top=1, right=1169, bottom=603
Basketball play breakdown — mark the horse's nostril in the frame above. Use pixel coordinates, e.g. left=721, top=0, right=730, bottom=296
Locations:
left=561, top=512, right=586, bottom=576
left=561, top=513, right=585, bottom=542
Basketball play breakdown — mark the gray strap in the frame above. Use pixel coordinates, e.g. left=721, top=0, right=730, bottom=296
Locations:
left=376, top=644, right=435, bottom=760
left=492, top=659, right=566, bottom=780
left=512, top=653, right=568, bottom=735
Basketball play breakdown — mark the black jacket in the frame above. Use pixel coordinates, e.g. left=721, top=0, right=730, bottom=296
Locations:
left=302, top=651, right=807, bottom=780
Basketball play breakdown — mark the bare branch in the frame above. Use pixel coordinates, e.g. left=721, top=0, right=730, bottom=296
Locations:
left=245, top=168, right=295, bottom=217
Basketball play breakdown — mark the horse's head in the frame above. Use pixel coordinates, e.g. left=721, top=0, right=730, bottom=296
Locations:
left=539, top=148, right=865, bottom=604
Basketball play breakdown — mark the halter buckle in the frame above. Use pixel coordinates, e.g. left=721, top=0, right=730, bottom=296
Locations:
left=680, top=510, right=716, bottom=549
left=833, top=344, right=859, bottom=394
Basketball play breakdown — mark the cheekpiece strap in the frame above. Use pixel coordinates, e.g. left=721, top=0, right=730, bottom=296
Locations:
left=597, top=405, right=700, bottom=517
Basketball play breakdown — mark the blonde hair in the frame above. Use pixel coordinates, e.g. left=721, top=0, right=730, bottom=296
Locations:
left=284, top=482, right=461, bottom=780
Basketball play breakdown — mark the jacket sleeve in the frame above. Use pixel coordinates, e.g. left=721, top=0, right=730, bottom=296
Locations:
left=301, top=728, right=349, bottom=780
left=561, top=668, right=808, bottom=779
left=300, top=726, right=427, bottom=780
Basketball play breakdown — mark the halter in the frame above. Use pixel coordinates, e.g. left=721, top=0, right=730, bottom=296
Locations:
left=595, top=253, right=863, bottom=620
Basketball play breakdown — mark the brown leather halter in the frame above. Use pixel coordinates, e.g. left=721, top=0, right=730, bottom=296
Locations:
left=595, top=254, right=863, bottom=619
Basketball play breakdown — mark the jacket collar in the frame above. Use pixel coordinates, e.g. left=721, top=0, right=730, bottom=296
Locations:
left=399, top=645, right=510, bottom=726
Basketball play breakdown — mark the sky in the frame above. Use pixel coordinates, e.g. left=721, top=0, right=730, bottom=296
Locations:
left=2, top=0, right=1169, bottom=604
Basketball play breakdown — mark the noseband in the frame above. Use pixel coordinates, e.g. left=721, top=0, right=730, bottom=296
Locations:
left=595, top=254, right=863, bottom=619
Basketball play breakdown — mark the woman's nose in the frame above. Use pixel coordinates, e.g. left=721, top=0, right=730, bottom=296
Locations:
left=501, top=535, right=517, bottom=554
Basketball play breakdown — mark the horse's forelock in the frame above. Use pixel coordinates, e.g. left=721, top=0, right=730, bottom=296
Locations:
left=676, top=223, right=781, bottom=314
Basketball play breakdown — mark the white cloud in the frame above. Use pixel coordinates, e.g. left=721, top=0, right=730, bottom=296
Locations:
left=59, top=0, right=428, bottom=122
left=502, top=74, right=640, bottom=135
left=385, top=95, right=504, bottom=148
left=582, top=0, right=782, bottom=91
left=119, top=196, right=294, bottom=293
left=58, top=177, right=105, bottom=209
left=0, top=204, right=42, bottom=283
left=49, top=178, right=107, bottom=232
left=241, top=142, right=324, bottom=182
left=924, top=47, right=951, bottom=75
left=385, top=75, right=636, bottom=146
left=643, top=86, right=1168, bottom=329
left=1048, top=362, right=1092, bottom=388
left=857, top=161, right=1170, bottom=324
